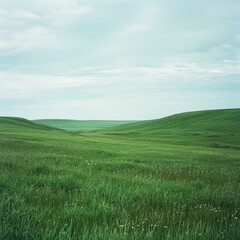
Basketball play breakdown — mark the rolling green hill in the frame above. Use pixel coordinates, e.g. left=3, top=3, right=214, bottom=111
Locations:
left=33, top=119, right=134, bottom=131
left=0, top=109, right=240, bottom=239
left=105, top=108, right=240, bottom=134
left=4, top=109, right=239, bottom=134
left=0, top=117, right=57, bottom=131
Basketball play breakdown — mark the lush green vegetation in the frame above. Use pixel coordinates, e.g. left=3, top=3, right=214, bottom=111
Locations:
left=34, top=119, right=134, bottom=131
left=105, top=109, right=240, bottom=133
left=0, top=117, right=56, bottom=131
left=0, top=109, right=240, bottom=239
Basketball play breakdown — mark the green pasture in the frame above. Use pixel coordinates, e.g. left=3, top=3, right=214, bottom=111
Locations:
left=0, top=109, right=239, bottom=239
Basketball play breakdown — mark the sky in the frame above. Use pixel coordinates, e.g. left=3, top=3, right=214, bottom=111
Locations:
left=0, top=0, right=240, bottom=120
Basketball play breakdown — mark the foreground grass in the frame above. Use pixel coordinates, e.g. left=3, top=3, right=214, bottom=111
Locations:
left=0, top=116, right=240, bottom=239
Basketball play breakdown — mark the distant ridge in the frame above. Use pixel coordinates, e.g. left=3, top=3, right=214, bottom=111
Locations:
left=0, top=117, right=58, bottom=131
left=1, top=109, right=239, bottom=134
left=33, top=119, right=134, bottom=131
left=104, top=109, right=240, bottom=133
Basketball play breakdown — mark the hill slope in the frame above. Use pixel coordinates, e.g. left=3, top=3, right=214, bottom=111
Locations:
left=105, top=109, right=240, bottom=134
left=0, top=117, right=57, bottom=131
left=33, top=119, right=134, bottom=131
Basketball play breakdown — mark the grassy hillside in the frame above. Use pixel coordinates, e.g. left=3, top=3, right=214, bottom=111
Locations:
left=0, top=109, right=240, bottom=239
left=0, top=117, right=57, bottom=131
left=106, top=109, right=240, bottom=133
left=34, top=119, right=134, bottom=131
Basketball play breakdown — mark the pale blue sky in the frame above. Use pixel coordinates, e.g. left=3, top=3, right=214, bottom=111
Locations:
left=0, top=0, right=239, bottom=120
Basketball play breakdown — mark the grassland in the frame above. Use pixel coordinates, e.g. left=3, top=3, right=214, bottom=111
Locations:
left=33, top=120, right=134, bottom=131
left=0, top=109, right=240, bottom=239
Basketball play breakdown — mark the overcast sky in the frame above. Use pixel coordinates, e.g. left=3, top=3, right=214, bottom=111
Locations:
left=0, top=0, right=240, bottom=120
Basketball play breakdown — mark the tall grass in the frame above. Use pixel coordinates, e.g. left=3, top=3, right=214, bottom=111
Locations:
left=0, top=114, right=240, bottom=239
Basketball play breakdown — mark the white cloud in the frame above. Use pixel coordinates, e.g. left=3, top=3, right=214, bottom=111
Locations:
left=40, top=1, right=92, bottom=27
left=97, top=4, right=159, bottom=56
left=0, top=26, right=57, bottom=52
left=0, top=0, right=240, bottom=119
left=1, top=52, right=239, bottom=100
left=0, top=0, right=92, bottom=52
left=0, top=72, right=98, bottom=99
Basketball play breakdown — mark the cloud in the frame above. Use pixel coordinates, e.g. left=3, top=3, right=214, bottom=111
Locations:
left=0, top=71, right=100, bottom=99
left=97, top=4, right=160, bottom=58
left=1, top=49, right=239, bottom=100
left=0, top=0, right=92, bottom=52
left=0, top=0, right=240, bottom=119
left=0, top=26, right=57, bottom=52
left=38, top=0, right=92, bottom=27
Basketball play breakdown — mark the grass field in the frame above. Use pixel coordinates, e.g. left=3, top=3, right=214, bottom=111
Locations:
left=0, top=109, right=240, bottom=239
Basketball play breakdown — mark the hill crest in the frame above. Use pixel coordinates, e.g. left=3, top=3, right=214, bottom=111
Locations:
left=103, top=108, right=240, bottom=134
left=0, top=117, right=57, bottom=131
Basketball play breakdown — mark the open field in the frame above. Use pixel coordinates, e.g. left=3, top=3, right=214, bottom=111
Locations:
left=0, top=109, right=240, bottom=239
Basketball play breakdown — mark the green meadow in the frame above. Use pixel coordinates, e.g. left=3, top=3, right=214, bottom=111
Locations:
left=0, top=109, right=240, bottom=239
